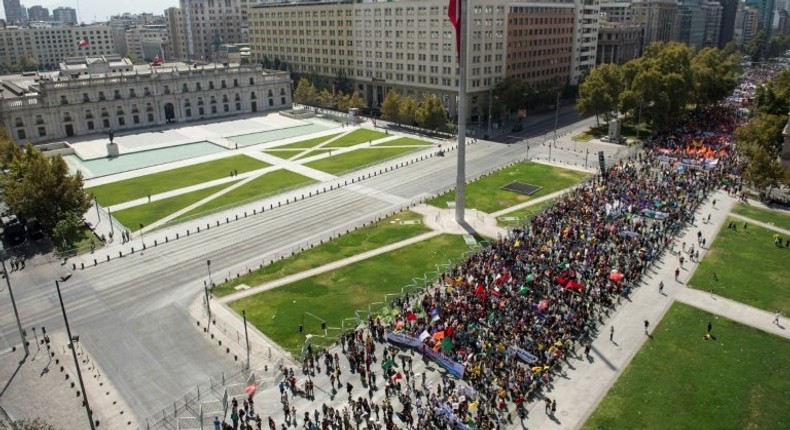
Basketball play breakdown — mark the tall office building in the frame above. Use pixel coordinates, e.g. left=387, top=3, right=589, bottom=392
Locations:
left=165, top=7, right=186, bottom=61
left=53, top=6, right=78, bottom=26
left=760, top=0, right=776, bottom=38
left=718, top=0, right=739, bottom=47
left=0, top=25, right=117, bottom=70
left=3, top=0, right=24, bottom=25
left=176, top=0, right=262, bottom=62
left=702, top=0, right=723, bottom=47
left=678, top=0, right=707, bottom=50
left=27, top=5, right=50, bottom=22
left=631, top=0, right=680, bottom=46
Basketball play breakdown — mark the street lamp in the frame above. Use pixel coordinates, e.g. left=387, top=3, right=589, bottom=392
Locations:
left=55, top=280, right=96, bottom=430
left=206, top=259, right=213, bottom=288
left=2, top=259, right=28, bottom=358
left=138, top=223, right=145, bottom=253
left=553, top=90, right=560, bottom=148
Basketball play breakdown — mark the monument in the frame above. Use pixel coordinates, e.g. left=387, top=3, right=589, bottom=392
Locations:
left=106, top=129, right=119, bottom=158
left=607, top=115, right=622, bottom=143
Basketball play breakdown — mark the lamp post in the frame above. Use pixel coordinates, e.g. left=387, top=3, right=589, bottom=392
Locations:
left=206, top=259, right=213, bottom=288
left=138, top=223, right=145, bottom=253
left=242, top=310, right=250, bottom=370
left=553, top=90, right=560, bottom=147
left=2, top=260, right=28, bottom=358
left=636, top=99, right=643, bottom=142
left=55, top=280, right=96, bottom=430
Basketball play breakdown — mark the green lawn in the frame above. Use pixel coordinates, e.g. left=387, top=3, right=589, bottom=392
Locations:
left=330, top=129, right=388, bottom=147
left=229, top=234, right=470, bottom=355
left=374, top=137, right=433, bottom=147
left=498, top=199, right=557, bottom=227
left=572, top=133, right=595, bottom=142
left=113, top=183, right=235, bottom=230
left=689, top=217, right=790, bottom=314
left=88, top=155, right=269, bottom=207
left=427, top=162, right=588, bottom=213
left=272, top=133, right=341, bottom=150
left=733, top=203, right=790, bottom=232
left=583, top=303, right=790, bottom=430
left=304, top=147, right=420, bottom=175
left=212, top=211, right=429, bottom=297
left=180, top=169, right=314, bottom=218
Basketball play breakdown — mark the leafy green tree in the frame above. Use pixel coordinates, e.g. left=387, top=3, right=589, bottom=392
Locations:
left=767, top=33, right=790, bottom=59
left=346, top=91, right=366, bottom=110
left=0, top=142, right=91, bottom=232
left=691, top=47, right=739, bottom=106
left=0, top=418, right=61, bottom=430
left=493, top=77, right=530, bottom=113
left=381, top=90, right=402, bottom=123
left=416, top=95, right=447, bottom=130
left=747, top=30, right=766, bottom=62
left=745, top=146, right=784, bottom=195
left=52, top=212, right=83, bottom=250
left=398, top=95, right=419, bottom=125
left=317, top=88, right=334, bottom=109
left=126, top=53, right=147, bottom=65
left=620, top=42, right=695, bottom=131
left=577, top=64, right=622, bottom=125
left=734, top=113, right=786, bottom=156
left=292, top=78, right=317, bottom=106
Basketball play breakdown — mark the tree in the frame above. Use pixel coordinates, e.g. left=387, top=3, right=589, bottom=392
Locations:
left=691, top=47, right=739, bottom=106
left=746, top=30, right=766, bottom=62
left=745, top=146, right=783, bottom=195
left=0, top=418, right=61, bottom=430
left=577, top=64, right=622, bottom=125
left=416, top=95, right=447, bottom=130
left=767, top=33, right=790, bottom=59
left=620, top=42, right=695, bottom=131
left=19, top=55, right=39, bottom=72
left=734, top=113, right=786, bottom=157
left=346, top=91, right=366, bottom=110
left=52, top=212, right=83, bottom=250
left=398, top=95, right=419, bottom=126
left=493, top=77, right=530, bottom=113
left=381, top=90, right=402, bottom=123
left=0, top=142, right=91, bottom=232
left=126, top=53, right=147, bottom=65
left=317, top=88, right=334, bottom=109
left=292, top=78, right=317, bottom=106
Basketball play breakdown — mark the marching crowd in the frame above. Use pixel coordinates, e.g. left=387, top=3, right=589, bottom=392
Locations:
left=242, top=64, right=780, bottom=430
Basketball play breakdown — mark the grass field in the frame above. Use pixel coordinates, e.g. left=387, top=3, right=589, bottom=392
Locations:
left=212, top=211, right=429, bottom=297
left=373, top=137, right=433, bottom=147
left=732, top=203, right=790, bottom=231
left=229, top=234, right=470, bottom=355
left=88, top=155, right=268, bottom=207
left=427, top=162, right=587, bottom=213
left=498, top=199, right=557, bottom=227
left=305, top=147, right=420, bottom=175
left=582, top=303, right=790, bottom=430
left=572, top=133, right=595, bottom=142
left=329, top=129, right=388, bottom=148
left=179, top=169, right=314, bottom=219
left=113, top=183, right=235, bottom=230
left=273, top=133, right=341, bottom=150
left=689, top=217, right=790, bottom=314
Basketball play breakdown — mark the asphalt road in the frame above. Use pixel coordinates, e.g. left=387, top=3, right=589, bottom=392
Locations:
left=0, top=112, right=608, bottom=421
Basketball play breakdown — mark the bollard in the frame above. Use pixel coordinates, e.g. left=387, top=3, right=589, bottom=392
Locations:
left=286, top=198, right=289, bottom=204
left=227, top=217, right=229, bottom=223
left=253, top=209, right=257, bottom=214
left=166, top=236, right=169, bottom=243
left=218, top=340, right=222, bottom=346
left=197, top=227, right=200, bottom=232
left=131, top=247, right=134, bottom=253
left=154, top=240, right=157, bottom=246
left=210, top=334, right=214, bottom=339
left=226, top=347, right=230, bottom=354
left=302, top=194, right=304, bottom=199
left=207, top=223, right=210, bottom=230
left=72, top=263, right=76, bottom=270
left=107, top=255, right=110, bottom=262
left=94, top=259, right=97, bottom=266
left=187, top=230, right=190, bottom=236
left=234, top=355, right=238, bottom=362
left=81, top=263, right=84, bottom=269
left=244, top=212, right=247, bottom=217
left=143, top=243, right=146, bottom=250
left=271, top=204, right=274, bottom=209
left=177, top=233, right=179, bottom=239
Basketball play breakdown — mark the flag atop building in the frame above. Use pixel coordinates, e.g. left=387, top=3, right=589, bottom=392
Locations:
left=151, top=55, right=163, bottom=66
left=448, top=0, right=462, bottom=56
left=77, top=37, right=89, bottom=48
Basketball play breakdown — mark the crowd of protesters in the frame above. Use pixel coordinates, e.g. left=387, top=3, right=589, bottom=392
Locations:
left=249, top=65, right=781, bottom=430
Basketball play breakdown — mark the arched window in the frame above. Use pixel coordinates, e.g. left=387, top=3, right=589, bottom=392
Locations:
left=267, top=89, right=273, bottom=97
left=210, top=96, right=217, bottom=105
left=280, top=88, right=286, bottom=96
left=14, top=117, right=24, bottom=127
left=197, top=97, right=204, bottom=106
left=250, top=91, right=257, bottom=100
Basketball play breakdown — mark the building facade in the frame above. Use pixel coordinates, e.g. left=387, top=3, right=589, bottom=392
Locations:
left=596, top=21, right=642, bottom=64
left=678, top=0, right=707, bottom=50
left=3, top=0, right=24, bottom=25
left=175, top=0, right=263, bottom=62
left=0, top=25, right=117, bottom=70
left=52, top=6, right=78, bottom=26
left=631, top=0, right=680, bottom=46
left=718, top=0, right=738, bottom=47
left=125, top=25, right=168, bottom=60
left=571, top=0, right=600, bottom=83
left=702, top=0, right=723, bottom=48
left=0, top=56, right=292, bottom=144
left=27, top=5, right=50, bottom=23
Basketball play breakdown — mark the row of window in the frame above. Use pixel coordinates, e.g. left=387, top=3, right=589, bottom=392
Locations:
left=57, top=80, right=279, bottom=104
left=16, top=97, right=287, bottom=140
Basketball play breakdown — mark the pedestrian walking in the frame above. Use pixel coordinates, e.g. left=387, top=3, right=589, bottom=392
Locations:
left=712, top=272, right=718, bottom=282
left=584, top=341, right=592, bottom=357
left=147, top=194, right=151, bottom=202
left=644, top=320, right=650, bottom=335
left=544, top=397, right=551, bottom=414
left=658, top=281, right=664, bottom=294
left=551, top=399, right=557, bottom=415
left=775, top=312, right=782, bottom=325
left=675, top=267, right=680, bottom=281
left=609, top=326, right=614, bottom=342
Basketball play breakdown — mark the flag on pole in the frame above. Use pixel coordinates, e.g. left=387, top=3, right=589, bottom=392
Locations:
left=151, top=55, right=163, bottom=66
left=448, top=0, right=462, bottom=56
left=78, top=37, right=89, bottom=48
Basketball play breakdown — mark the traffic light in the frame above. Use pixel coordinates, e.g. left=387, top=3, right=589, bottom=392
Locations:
left=298, top=325, right=303, bottom=333
left=321, top=322, right=326, bottom=330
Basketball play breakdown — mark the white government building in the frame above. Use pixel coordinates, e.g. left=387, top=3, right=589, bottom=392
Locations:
left=0, top=55, right=292, bottom=145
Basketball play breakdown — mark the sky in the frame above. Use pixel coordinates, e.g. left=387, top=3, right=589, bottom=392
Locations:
left=3, top=0, right=179, bottom=23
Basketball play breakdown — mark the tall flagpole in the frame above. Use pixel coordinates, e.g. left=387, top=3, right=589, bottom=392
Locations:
left=454, top=0, right=468, bottom=224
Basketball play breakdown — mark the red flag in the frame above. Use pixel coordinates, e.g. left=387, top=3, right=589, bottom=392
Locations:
left=78, top=37, right=89, bottom=48
left=448, top=0, right=461, bottom=57
left=151, top=55, right=162, bottom=66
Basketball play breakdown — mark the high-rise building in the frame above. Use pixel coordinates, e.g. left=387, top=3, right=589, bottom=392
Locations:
left=0, top=25, right=117, bottom=70
left=760, top=0, right=776, bottom=39
left=177, top=0, right=262, bottom=62
left=718, top=0, right=739, bottom=47
left=702, top=1, right=723, bottom=48
left=125, top=24, right=168, bottom=60
left=572, top=0, right=601, bottom=84
left=597, top=21, right=643, bottom=64
left=678, top=0, right=707, bottom=50
left=165, top=7, right=186, bottom=61
left=27, top=5, right=50, bottom=22
left=52, top=6, right=78, bottom=26
left=631, top=0, right=680, bottom=46
left=3, top=0, right=24, bottom=25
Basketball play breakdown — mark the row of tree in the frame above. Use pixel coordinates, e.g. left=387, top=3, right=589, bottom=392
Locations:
left=577, top=42, right=742, bottom=131
left=0, top=130, right=92, bottom=249
left=380, top=91, right=448, bottom=132
left=733, top=69, right=790, bottom=195
left=292, top=78, right=367, bottom=112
